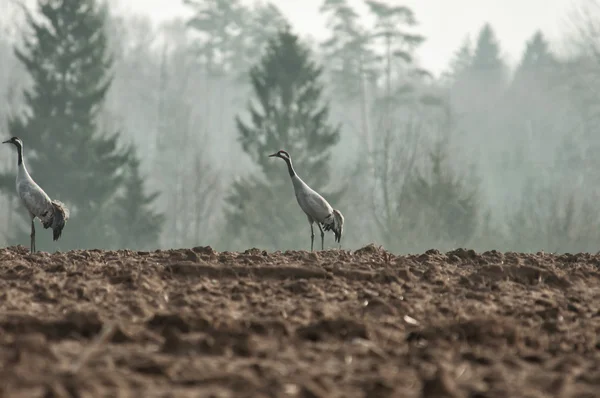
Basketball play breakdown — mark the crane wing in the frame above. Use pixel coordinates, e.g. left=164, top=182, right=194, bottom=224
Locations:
left=18, top=181, right=53, bottom=220
left=298, top=189, right=333, bottom=222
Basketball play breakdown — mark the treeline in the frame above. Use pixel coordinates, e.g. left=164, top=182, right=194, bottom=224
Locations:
left=0, top=0, right=598, bottom=253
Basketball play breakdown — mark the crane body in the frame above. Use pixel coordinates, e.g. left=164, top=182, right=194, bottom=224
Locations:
left=3, top=137, right=69, bottom=252
left=269, top=149, right=344, bottom=251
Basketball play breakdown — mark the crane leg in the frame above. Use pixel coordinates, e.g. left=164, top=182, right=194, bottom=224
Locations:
left=30, top=219, right=35, bottom=253
left=310, top=223, right=315, bottom=252
left=317, top=223, right=325, bottom=250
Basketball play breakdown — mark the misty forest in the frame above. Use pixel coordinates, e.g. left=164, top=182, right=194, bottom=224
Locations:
left=0, top=0, right=598, bottom=254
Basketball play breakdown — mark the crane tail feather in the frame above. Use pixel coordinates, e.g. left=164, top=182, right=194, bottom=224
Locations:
left=49, top=200, right=69, bottom=241
left=323, top=209, right=344, bottom=244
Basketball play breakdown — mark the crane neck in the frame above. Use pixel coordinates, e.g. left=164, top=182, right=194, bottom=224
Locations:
left=15, top=141, right=23, bottom=167
left=14, top=142, right=31, bottom=182
left=283, top=156, right=296, bottom=178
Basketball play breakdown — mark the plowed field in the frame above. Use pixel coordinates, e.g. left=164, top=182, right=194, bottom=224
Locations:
left=0, top=244, right=599, bottom=397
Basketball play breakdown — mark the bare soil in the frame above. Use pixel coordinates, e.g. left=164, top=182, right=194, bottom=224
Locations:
left=0, top=244, right=599, bottom=397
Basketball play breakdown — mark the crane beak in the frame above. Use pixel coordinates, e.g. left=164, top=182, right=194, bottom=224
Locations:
left=268, top=152, right=278, bottom=157
left=2, top=139, right=10, bottom=144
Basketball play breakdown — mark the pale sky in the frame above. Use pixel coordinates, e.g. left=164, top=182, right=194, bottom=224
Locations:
left=110, top=0, right=574, bottom=77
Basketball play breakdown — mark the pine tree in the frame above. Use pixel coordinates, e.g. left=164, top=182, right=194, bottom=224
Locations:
left=223, top=28, right=342, bottom=250
left=365, top=0, right=427, bottom=101
left=319, top=0, right=376, bottom=99
left=0, top=0, right=162, bottom=250
left=243, top=2, right=289, bottom=77
left=185, top=0, right=290, bottom=83
left=319, top=0, right=377, bottom=165
left=185, top=0, right=248, bottom=77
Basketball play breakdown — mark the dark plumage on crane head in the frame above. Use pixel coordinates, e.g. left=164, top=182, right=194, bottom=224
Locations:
left=2, top=136, right=23, bottom=148
left=269, top=150, right=291, bottom=160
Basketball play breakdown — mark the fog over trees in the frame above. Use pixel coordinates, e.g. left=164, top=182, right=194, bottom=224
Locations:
left=0, top=0, right=598, bottom=253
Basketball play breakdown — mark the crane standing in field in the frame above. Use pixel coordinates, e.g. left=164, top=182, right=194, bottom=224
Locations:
left=269, top=149, right=344, bottom=251
left=3, top=137, right=69, bottom=253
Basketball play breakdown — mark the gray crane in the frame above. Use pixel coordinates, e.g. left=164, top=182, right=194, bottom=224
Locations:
left=3, top=137, right=69, bottom=253
left=269, top=149, right=344, bottom=251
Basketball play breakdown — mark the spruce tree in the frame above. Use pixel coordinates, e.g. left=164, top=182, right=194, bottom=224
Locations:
left=442, top=35, right=472, bottom=86
left=0, top=0, right=162, bottom=250
left=512, top=31, right=557, bottom=88
left=397, top=139, right=480, bottom=251
left=503, top=31, right=564, bottom=189
left=112, top=152, right=165, bottom=250
left=224, top=28, right=342, bottom=251
left=454, top=23, right=507, bottom=161
left=469, top=23, right=507, bottom=89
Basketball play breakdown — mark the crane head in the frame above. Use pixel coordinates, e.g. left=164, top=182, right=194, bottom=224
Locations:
left=2, top=136, right=22, bottom=148
left=269, top=150, right=290, bottom=160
